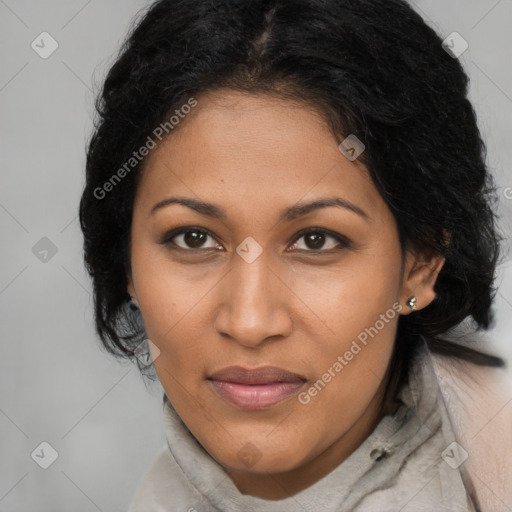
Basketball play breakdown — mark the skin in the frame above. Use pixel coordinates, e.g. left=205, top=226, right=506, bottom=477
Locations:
left=127, top=88, right=445, bottom=499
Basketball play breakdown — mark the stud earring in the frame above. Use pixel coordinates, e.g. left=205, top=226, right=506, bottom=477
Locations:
left=127, top=294, right=139, bottom=311
left=406, top=296, right=417, bottom=312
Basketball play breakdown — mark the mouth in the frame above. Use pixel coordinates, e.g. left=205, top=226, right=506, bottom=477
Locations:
left=207, top=366, right=307, bottom=410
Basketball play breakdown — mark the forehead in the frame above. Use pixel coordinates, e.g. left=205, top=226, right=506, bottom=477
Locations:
left=134, top=89, right=384, bottom=223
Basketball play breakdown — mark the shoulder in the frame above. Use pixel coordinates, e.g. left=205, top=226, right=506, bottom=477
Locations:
left=429, top=350, right=512, bottom=511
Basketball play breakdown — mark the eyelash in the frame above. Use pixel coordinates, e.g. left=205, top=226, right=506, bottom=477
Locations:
left=158, top=226, right=351, bottom=254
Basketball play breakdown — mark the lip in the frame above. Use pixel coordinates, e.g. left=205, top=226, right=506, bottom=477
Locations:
left=207, top=366, right=307, bottom=409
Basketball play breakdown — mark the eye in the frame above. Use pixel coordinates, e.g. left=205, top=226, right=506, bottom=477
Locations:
left=287, top=228, right=351, bottom=253
left=159, top=226, right=351, bottom=253
left=159, top=227, right=223, bottom=251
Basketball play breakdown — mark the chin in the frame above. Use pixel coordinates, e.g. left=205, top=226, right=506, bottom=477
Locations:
left=207, top=437, right=306, bottom=474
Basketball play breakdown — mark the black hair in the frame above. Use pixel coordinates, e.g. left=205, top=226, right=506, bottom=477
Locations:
left=79, top=0, right=506, bottom=396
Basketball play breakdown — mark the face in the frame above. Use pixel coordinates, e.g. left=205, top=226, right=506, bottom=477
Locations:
left=127, top=89, right=444, bottom=497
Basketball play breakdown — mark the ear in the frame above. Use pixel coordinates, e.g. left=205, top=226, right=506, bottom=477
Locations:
left=399, top=246, right=445, bottom=314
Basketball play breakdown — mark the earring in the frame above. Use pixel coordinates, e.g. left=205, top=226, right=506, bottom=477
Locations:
left=406, top=296, right=417, bottom=312
left=127, top=294, right=139, bottom=311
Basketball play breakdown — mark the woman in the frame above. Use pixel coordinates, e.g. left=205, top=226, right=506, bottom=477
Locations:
left=79, top=0, right=511, bottom=510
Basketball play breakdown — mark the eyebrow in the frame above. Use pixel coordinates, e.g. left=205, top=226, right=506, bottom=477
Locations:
left=150, top=196, right=370, bottom=223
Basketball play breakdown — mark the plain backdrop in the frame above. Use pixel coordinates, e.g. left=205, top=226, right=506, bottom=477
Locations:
left=1, top=1, right=511, bottom=510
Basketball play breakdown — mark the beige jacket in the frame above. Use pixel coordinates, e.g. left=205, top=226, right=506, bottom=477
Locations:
left=430, top=350, right=512, bottom=511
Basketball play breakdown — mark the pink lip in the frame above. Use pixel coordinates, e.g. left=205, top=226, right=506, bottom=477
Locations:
left=207, top=366, right=306, bottom=409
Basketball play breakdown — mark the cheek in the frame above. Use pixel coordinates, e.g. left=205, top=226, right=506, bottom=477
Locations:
left=289, top=250, right=401, bottom=340
left=131, top=245, right=216, bottom=339
left=291, top=256, right=400, bottom=415
left=295, top=314, right=397, bottom=449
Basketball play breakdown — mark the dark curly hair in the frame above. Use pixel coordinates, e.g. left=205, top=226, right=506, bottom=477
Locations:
left=79, top=0, right=506, bottom=396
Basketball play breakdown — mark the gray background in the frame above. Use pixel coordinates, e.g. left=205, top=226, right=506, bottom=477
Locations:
left=1, top=1, right=511, bottom=510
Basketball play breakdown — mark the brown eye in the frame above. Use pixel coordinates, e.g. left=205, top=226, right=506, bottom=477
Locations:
left=181, top=230, right=208, bottom=248
left=304, top=232, right=327, bottom=250
left=160, top=227, right=222, bottom=251
left=289, top=229, right=350, bottom=252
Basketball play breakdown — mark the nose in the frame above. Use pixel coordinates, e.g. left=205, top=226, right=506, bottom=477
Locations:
left=213, top=250, right=293, bottom=348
